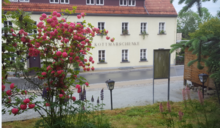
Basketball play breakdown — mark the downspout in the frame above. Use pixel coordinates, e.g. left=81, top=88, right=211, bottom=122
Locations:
left=144, top=0, right=149, bottom=14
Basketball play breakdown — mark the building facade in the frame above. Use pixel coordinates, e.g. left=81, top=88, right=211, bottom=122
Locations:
left=3, top=0, right=177, bottom=70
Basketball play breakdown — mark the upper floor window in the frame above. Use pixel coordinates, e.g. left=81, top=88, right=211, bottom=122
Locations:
left=96, top=0, right=104, bottom=5
left=128, top=0, right=135, bottom=6
left=140, top=22, right=147, bottom=34
left=60, top=0, right=69, bottom=4
left=120, top=0, right=136, bottom=6
left=159, top=22, right=165, bottom=34
left=122, top=22, right=128, bottom=35
left=50, top=0, right=59, bottom=4
left=9, top=0, right=18, bottom=2
left=19, top=0, right=29, bottom=2
left=98, top=22, right=105, bottom=31
left=87, top=0, right=95, bottom=5
left=119, top=0, right=127, bottom=6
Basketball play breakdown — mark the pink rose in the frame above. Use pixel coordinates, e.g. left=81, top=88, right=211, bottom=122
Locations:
left=10, top=83, right=15, bottom=89
left=75, top=84, right=80, bottom=89
left=11, top=108, right=19, bottom=114
left=85, top=82, right=89, bottom=87
left=45, top=103, right=50, bottom=106
left=23, top=98, right=30, bottom=104
left=57, top=13, right=61, bottom=17
left=20, top=104, right=27, bottom=110
left=42, top=72, right=47, bottom=76
left=59, top=94, right=63, bottom=98
left=42, top=13, right=47, bottom=18
left=72, top=96, right=76, bottom=101
left=6, top=90, right=12, bottom=96
left=56, top=51, right=62, bottom=56
left=81, top=12, right=85, bottom=17
left=28, top=103, right=35, bottom=109
left=77, top=15, right=82, bottom=19
left=2, top=85, right=5, bottom=91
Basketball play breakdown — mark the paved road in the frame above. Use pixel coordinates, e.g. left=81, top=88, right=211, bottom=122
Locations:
left=5, top=66, right=184, bottom=90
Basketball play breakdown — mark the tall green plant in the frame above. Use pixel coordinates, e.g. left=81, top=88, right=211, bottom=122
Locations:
left=171, top=18, right=220, bottom=83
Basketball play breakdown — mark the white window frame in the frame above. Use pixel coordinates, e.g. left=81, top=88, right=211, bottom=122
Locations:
left=119, top=0, right=127, bottom=6
left=159, top=22, right=165, bottom=34
left=60, top=0, right=69, bottom=4
left=122, top=22, right=129, bottom=34
left=9, top=0, right=18, bottom=2
left=140, top=49, right=147, bottom=61
left=50, top=0, right=59, bottom=4
left=96, top=0, right=104, bottom=5
left=128, top=0, right=136, bottom=6
left=3, top=21, right=13, bottom=34
left=86, top=0, right=95, bottom=5
left=122, top=49, right=129, bottom=61
left=8, top=52, right=16, bottom=62
left=140, top=22, right=147, bottom=34
left=31, top=21, right=37, bottom=34
left=98, top=22, right=105, bottom=31
left=98, top=50, right=106, bottom=62
left=19, top=0, right=30, bottom=2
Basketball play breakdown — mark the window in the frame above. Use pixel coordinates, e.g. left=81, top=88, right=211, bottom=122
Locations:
left=98, top=22, right=105, bottom=31
left=3, top=21, right=12, bottom=34
left=140, top=49, right=147, bottom=61
left=119, top=0, right=127, bottom=6
left=96, top=0, right=104, bottom=5
left=60, top=0, right=69, bottom=4
left=9, top=0, right=18, bottom=2
left=128, top=0, right=135, bottom=6
left=31, top=21, right=37, bottom=34
left=7, top=52, right=16, bottom=61
left=159, top=22, right=165, bottom=34
left=50, top=0, right=59, bottom=3
left=122, top=22, right=128, bottom=34
left=98, top=50, right=105, bottom=62
left=19, top=0, right=29, bottom=2
left=86, top=0, right=94, bottom=5
left=140, top=23, right=147, bottom=34
left=122, top=50, right=128, bottom=61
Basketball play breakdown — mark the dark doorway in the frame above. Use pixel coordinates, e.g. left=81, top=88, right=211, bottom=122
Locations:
left=29, top=55, right=41, bottom=75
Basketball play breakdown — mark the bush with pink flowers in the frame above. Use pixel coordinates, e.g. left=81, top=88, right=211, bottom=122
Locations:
left=2, top=7, right=113, bottom=128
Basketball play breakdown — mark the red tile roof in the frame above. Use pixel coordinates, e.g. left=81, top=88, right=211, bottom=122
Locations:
left=145, top=0, right=177, bottom=15
left=2, top=0, right=177, bottom=16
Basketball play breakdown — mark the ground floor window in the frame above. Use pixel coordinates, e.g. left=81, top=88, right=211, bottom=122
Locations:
left=122, top=49, right=128, bottom=62
left=98, top=50, right=105, bottom=62
left=140, top=49, right=147, bottom=61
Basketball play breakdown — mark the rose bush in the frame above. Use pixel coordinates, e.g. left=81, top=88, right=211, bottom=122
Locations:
left=2, top=7, right=114, bottom=128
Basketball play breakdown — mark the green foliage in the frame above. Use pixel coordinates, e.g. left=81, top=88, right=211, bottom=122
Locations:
left=171, top=18, right=220, bottom=83
left=170, top=0, right=218, bottom=16
left=140, top=31, right=148, bottom=39
left=177, top=8, right=212, bottom=39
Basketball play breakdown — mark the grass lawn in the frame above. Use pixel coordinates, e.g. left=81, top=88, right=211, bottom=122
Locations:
left=2, top=97, right=220, bottom=128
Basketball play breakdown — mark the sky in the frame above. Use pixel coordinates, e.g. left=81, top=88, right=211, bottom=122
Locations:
left=172, top=0, right=220, bottom=16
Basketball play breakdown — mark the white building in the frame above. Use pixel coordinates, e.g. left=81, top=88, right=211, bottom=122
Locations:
left=3, top=0, right=177, bottom=70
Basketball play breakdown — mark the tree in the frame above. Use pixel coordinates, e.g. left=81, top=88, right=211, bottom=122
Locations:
left=170, top=0, right=218, bottom=16
left=171, top=18, right=220, bottom=82
left=177, top=8, right=212, bottom=39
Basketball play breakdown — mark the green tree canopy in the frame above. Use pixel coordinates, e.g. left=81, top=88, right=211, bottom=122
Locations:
left=177, top=8, right=213, bottom=39
left=171, top=18, right=220, bottom=82
left=171, top=0, right=218, bottom=16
